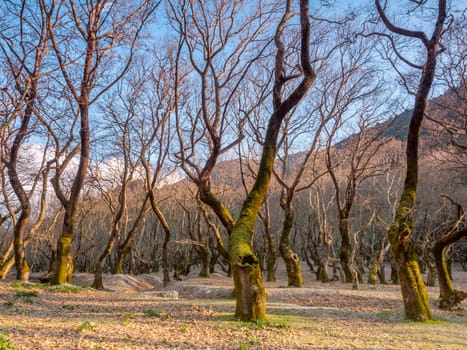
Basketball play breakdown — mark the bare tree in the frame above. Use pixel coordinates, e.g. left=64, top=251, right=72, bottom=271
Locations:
left=168, top=0, right=274, bottom=240
left=42, top=0, right=156, bottom=285
left=139, top=50, right=176, bottom=287
left=230, top=0, right=315, bottom=321
left=0, top=0, right=54, bottom=280
left=89, top=68, right=148, bottom=289
left=374, top=0, right=448, bottom=320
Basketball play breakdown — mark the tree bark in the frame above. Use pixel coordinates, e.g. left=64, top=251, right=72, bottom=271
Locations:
left=198, top=245, right=210, bottom=278
left=433, top=227, right=467, bottom=309
left=279, top=202, right=303, bottom=287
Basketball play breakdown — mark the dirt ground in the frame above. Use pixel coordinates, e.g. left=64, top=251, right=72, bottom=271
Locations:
left=0, top=266, right=466, bottom=350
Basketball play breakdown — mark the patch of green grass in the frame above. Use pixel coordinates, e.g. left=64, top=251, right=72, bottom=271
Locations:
left=13, top=290, right=38, bottom=305
left=23, top=298, right=34, bottom=305
left=10, top=282, right=44, bottom=290
left=0, top=333, right=20, bottom=350
left=76, top=321, right=95, bottom=333
left=14, top=290, right=38, bottom=299
left=180, top=324, right=189, bottom=332
left=3, top=300, right=15, bottom=308
left=123, top=312, right=136, bottom=325
left=143, top=309, right=171, bottom=319
left=216, top=313, right=301, bottom=330
left=47, top=284, right=83, bottom=294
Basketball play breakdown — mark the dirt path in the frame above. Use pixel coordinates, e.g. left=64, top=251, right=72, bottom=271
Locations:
left=0, top=270, right=466, bottom=349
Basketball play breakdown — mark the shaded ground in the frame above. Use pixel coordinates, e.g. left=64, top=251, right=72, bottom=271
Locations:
left=0, top=268, right=466, bottom=349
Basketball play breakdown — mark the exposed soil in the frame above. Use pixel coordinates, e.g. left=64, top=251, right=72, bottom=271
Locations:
left=0, top=267, right=466, bottom=349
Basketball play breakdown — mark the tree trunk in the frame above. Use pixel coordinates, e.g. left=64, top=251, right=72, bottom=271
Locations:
left=426, top=259, right=437, bottom=287
left=162, top=231, right=171, bottom=286
left=92, top=262, right=104, bottom=290
left=279, top=205, right=302, bottom=287
left=261, top=200, right=277, bottom=282
left=265, top=240, right=277, bottom=282
left=113, top=245, right=130, bottom=275
left=0, top=253, right=15, bottom=279
left=376, top=0, right=447, bottom=322
left=388, top=191, right=431, bottom=320
left=368, top=237, right=386, bottom=284
left=51, top=224, right=74, bottom=285
left=198, top=246, right=210, bottom=278
left=319, top=257, right=329, bottom=283
left=368, top=262, right=378, bottom=285
left=339, top=218, right=359, bottom=288
left=390, top=256, right=399, bottom=284
left=92, top=227, right=119, bottom=289
left=433, top=227, right=467, bottom=309
left=229, top=0, right=315, bottom=321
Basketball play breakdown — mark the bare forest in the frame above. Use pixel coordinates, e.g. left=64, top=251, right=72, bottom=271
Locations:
left=0, top=0, right=466, bottom=349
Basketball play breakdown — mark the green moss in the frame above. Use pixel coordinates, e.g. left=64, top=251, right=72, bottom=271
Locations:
left=76, top=321, right=95, bottom=332
left=51, top=233, right=74, bottom=285
left=0, top=334, right=20, bottom=350
left=400, top=259, right=432, bottom=321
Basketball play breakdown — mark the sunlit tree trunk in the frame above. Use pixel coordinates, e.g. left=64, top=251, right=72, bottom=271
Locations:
left=433, top=227, right=467, bottom=309
left=230, top=0, right=315, bottom=321
left=279, top=194, right=303, bottom=287
left=376, top=0, right=447, bottom=321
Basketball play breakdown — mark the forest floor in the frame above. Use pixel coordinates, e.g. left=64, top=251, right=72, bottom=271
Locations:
left=0, top=266, right=466, bottom=350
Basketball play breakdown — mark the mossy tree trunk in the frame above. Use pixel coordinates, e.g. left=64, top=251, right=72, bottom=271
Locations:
left=47, top=0, right=154, bottom=285
left=433, top=226, right=467, bottom=309
left=279, top=191, right=303, bottom=287
left=0, top=241, right=15, bottom=279
left=113, top=244, right=131, bottom=275
left=229, top=0, right=315, bottom=321
left=49, top=10, right=93, bottom=285
left=368, top=238, right=386, bottom=284
left=51, top=223, right=75, bottom=285
left=338, top=218, right=356, bottom=284
left=376, top=0, right=447, bottom=321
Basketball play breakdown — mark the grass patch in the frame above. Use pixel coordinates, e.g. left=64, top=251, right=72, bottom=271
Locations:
left=47, top=284, right=83, bottom=294
left=76, top=321, right=95, bottom=333
left=215, top=313, right=305, bottom=330
left=14, top=290, right=38, bottom=299
left=143, top=309, right=171, bottom=319
left=10, top=282, right=44, bottom=291
left=123, top=312, right=136, bottom=325
left=0, top=334, right=20, bottom=350
left=2, top=300, right=15, bottom=307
